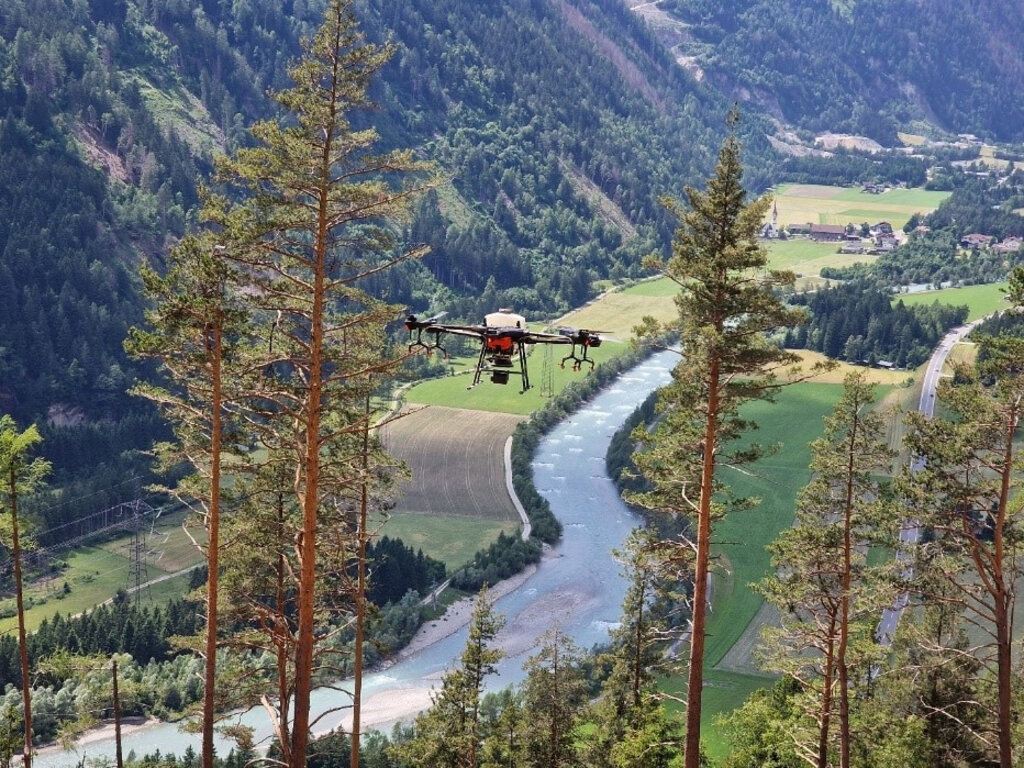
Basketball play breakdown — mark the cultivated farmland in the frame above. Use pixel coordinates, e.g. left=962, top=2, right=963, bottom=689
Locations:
left=773, top=183, right=948, bottom=230
left=384, top=406, right=526, bottom=523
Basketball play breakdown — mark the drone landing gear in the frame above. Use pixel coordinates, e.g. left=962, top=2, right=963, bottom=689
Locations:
left=559, top=343, right=596, bottom=373
left=407, top=329, right=447, bottom=358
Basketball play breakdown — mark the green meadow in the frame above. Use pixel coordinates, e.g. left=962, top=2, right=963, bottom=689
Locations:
left=381, top=514, right=518, bottom=572
left=707, top=382, right=843, bottom=669
left=0, top=548, right=199, bottom=635
left=894, top=281, right=1009, bottom=321
left=766, top=238, right=873, bottom=289
left=0, top=509, right=204, bottom=633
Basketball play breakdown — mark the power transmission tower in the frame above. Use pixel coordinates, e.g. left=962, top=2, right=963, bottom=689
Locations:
left=124, top=500, right=151, bottom=606
left=541, top=342, right=554, bottom=397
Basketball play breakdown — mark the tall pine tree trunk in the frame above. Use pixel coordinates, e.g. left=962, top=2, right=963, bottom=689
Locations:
left=10, top=468, right=31, bottom=768
left=350, top=400, right=372, bottom=766
left=202, top=323, right=223, bottom=768
left=291, top=190, right=328, bottom=765
left=818, top=637, right=835, bottom=768
left=684, top=356, right=719, bottom=768
left=837, top=416, right=858, bottom=768
left=993, top=410, right=1016, bottom=768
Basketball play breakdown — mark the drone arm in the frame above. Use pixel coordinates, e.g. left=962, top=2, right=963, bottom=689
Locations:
left=407, top=326, right=449, bottom=357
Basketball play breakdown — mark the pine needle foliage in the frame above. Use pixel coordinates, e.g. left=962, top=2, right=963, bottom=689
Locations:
left=630, top=114, right=807, bottom=768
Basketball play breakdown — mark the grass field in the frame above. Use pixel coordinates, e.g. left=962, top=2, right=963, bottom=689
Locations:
left=96, top=508, right=206, bottom=573
left=0, top=510, right=205, bottom=634
left=773, top=183, right=949, bottom=230
left=894, top=282, right=1009, bottom=321
left=766, top=238, right=876, bottom=288
left=662, top=669, right=774, bottom=759
left=381, top=405, right=526, bottom=571
left=650, top=382, right=848, bottom=761
left=706, top=382, right=842, bottom=669
left=0, top=549, right=200, bottom=635
left=559, top=278, right=680, bottom=338
left=785, top=349, right=912, bottom=387
left=380, top=514, right=518, bottom=571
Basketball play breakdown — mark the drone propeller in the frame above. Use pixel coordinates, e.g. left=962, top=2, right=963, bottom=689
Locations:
left=557, top=326, right=607, bottom=337
left=404, top=311, right=448, bottom=330
left=554, top=327, right=604, bottom=347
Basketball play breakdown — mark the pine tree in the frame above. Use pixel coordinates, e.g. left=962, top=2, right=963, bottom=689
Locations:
left=521, top=629, right=587, bottom=767
left=0, top=416, right=50, bottom=768
left=756, top=372, right=897, bottom=768
left=196, top=1, right=436, bottom=764
left=631, top=113, right=807, bottom=768
left=477, top=689, right=527, bottom=768
left=899, top=329, right=1024, bottom=768
left=873, top=574, right=988, bottom=768
left=125, top=232, right=248, bottom=768
left=581, top=529, right=681, bottom=768
left=393, top=588, right=504, bottom=767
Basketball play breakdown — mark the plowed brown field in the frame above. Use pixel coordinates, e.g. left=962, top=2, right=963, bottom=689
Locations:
left=383, top=406, right=526, bottom=522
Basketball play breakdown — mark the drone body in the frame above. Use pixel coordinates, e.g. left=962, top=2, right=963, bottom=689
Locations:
left=404, top=309, right=603, bottom=393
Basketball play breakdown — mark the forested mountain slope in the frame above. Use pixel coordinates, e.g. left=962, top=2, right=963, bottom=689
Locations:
left=0, top=0, right=741, bottom=530
left=659, top=0, right=1024, bottom=144
left=2, top=0, right=1022, bottom=525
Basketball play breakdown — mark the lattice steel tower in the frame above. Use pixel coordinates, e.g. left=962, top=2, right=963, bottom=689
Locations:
left=540, top=343, right=554, bottom=397
left=124, top=501, right=151, bottom=606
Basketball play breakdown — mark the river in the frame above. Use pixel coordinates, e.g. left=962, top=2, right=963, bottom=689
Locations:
left=36, top=351, right=675, bottom=767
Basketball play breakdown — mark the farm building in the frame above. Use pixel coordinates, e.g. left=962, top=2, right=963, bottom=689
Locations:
left=810, top=223, right=847, bottom=242
left=961, top=233, right=995, bottom=248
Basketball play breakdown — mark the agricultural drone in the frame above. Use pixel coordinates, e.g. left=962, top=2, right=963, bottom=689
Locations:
left=404, top=309, right=604, bottom=393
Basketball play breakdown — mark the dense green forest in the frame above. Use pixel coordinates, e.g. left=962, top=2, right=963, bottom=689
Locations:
left=785, top=281, right=969, bottom=367
left=663, top=0, right=1024, bottom=143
